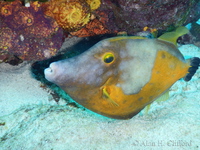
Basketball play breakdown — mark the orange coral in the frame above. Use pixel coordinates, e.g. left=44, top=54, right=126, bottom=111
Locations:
left=31, top=1, right=42, bottom=12
left=42, top=0, right=92, bottom=32
left=0, top=0, right=21, bottom=17
left=0, top=27, right=17, bottom=51
left=13, top=8, right=34, bottom=29
left=86, top=0, right=101, bottom=11
left=70, top=11, right=116, bottom=37
left=70, top=18, right=110, bottom=37
left=1, top=4, right=12, bottom=17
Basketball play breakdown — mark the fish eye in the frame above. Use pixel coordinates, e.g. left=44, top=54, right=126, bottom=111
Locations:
left=103, top=53, right=115, bottom=64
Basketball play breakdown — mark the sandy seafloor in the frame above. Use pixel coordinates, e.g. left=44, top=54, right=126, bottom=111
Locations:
left=0, top=40, right=200, bottom=150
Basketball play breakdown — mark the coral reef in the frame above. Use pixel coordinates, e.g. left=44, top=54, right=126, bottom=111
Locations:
left=188, top=22, right=200, bottom=47
left=0, top=0, right=64, bottom=63
left=0, top=0, right=199, bottom=62
left=71, top=0, right=199, bottom=37
left=191, top=22, right=200, bottom=41
left=42, top=0, right=101, bottom=32
left=102, top=0, right=199, bottom=34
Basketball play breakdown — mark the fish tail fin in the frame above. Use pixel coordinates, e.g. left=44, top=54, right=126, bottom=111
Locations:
left=184, top=57, right=200, bottom=81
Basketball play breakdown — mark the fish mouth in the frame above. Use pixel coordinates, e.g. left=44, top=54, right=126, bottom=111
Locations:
left=44, top=67, right=53, bottom=81
left=44, top=63, right=57, bottom=82
left=44, top=67, right=53, bottom=75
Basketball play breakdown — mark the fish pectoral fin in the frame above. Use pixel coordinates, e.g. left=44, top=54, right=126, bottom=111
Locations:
left=102, top=86, right=119, bottom=107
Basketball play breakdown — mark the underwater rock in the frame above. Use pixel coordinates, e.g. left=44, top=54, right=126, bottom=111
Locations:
left=178, top=20, right=200, bottom=47
left=0, top=0, right=64, bottom=62
left=71, top=0, right=199, bottom=37
left=190, top=22, right=200, bottom=47
left=100, top=0, right=199, bottom=34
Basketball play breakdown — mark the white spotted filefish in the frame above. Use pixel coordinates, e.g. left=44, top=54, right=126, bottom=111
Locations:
left=44, top=27, right=200, bottom=119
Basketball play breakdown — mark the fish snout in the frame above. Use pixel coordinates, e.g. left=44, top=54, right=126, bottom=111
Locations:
left=44, top=62, right=59, bottom=83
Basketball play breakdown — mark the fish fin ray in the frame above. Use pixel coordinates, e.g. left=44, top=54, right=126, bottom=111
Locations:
left=184, top=57, right=200, bottom=81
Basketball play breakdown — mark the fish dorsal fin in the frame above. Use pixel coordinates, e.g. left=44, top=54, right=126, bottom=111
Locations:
left=108, top=36, right=147, bottom=42
left=144, top=90, right=169, bottom=115
left=158, top=26, right=189, bottom=46
left=128, top=36, right=147, bottom=40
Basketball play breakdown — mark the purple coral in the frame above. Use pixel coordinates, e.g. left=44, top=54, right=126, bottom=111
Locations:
left=0, top=0, right=64, bottom=62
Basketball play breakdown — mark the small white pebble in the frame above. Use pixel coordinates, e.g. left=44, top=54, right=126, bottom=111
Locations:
left=25, top=2, right=30, bottom=7
left=20, top=34, right=24, bottom=41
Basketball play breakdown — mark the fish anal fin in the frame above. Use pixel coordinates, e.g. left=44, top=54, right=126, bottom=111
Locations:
left=144, top=90, right=169, bottom=115
left=144, top=104, right=151, bottom=115
left=155, top=90, right=170, bottom=104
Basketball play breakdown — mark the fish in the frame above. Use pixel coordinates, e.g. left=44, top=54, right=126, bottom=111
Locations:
left=44, top=27, right=200, bottom=119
